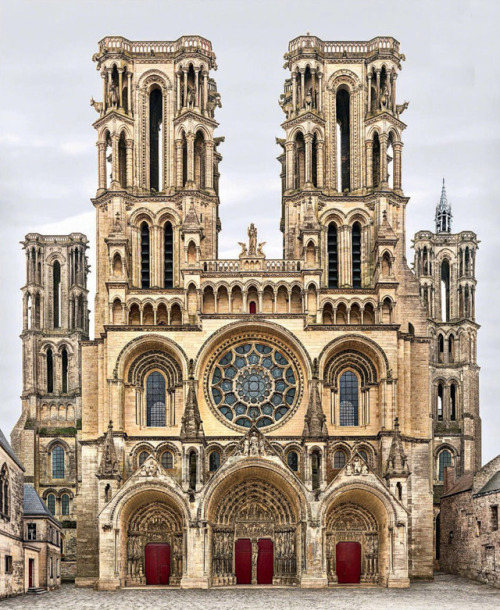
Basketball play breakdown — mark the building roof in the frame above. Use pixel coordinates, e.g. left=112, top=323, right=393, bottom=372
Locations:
left=23, top=484, right=60, bottom=526
left=475, top=470, right=500, bottom=497
left=441, top=472, right=473, bottom=498
left=0, top=428, right=25, bottom=470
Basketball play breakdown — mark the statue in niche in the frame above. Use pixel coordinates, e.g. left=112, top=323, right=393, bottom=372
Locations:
left=248, top=223, right=258, bottom=256
left=187, top=86, right=195, bottom=109
left=380, top=86, right=390, bottom=111
left=109, top=81, right=119, bottom=109
left=305, top=87, right=313, bottom=110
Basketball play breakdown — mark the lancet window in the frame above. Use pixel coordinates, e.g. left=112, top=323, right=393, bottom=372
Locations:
left=327, top=223, right=338, bottom=288
left=339, top=371, right=359, bottom=426
left=146, top=371, right=166, bottom=427
left=53, top=261, right=61, bottom=328
left=164, top=222, right=174, bottom=288
left=52, top=446, right=65, bottom=479
left=140, top=222, right=150, bottom=289
left=149, top=87, right=163, bottom=191
left=352, top=222, right=362, bottom=288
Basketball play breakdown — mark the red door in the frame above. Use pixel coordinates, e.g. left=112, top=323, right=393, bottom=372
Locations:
left=235, top=538, right=252, bottom=584
left=336, top=542, right=361, bottom=584
left=28, top=558, right=34, bottom=588
left=257, top=538, right=273, bottom=584
left=145, top=543, right=170, bottom=585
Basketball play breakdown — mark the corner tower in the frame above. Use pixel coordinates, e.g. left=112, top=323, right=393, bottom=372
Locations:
left=414, top=183, right=481, bottom=491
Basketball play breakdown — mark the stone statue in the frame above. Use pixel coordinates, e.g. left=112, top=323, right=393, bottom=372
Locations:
left=109, top=82, right=119, bottom=109
left=248, top=223, right=257, bottom=256
left=380, top=86, right=389, bottom=110
left=90, top=97, right=104, bottom=115
left=238, top=242, right=248, bottom=257
left=257, top=241, right=266, bottom=257
left=395, top=101, right=409, bottom=118
left=305, top=87, right=313, bottom=110
left=187, top=86, right=195, bottom=109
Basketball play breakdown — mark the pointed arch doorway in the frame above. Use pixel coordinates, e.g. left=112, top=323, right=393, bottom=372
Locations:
left=145, top=542, right=171, bottom=585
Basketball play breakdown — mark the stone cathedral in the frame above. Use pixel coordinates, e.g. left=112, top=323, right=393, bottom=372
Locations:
left=11, top=34, right=480, bottom=589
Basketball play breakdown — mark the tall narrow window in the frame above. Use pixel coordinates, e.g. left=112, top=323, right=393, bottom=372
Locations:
left=61, top=348, right=68, bottom=394
left=164, top=222, right=173, bottom=288
left=146, top=372, right=166, bottom=427
left=47, top=349, right=54, bottom=393
left=339, top=371, right=359, bottom=426
left=311, top=450, right=320, bottom=490
left=438, top=450, right=452, bottom=481
left=441, top=259, right=450, bottom=322
left=189, top=451, right=197, bottom=490
left=295, top=132, right=305, bottom=189
left=209, top=451, right=221, bottom=472
left=161, top=451, right=173, bottom=470
left=352, top=222, right=362, bottom=288
left=53, top=261, right=61, bottom=328
left=437, top=384, right=444, bottom=421
left=327, top=223, right=338, bottom=288
left=450, top=384, right=457, bottom=421
left=140, top=222, right=150, bottom=289
left=333, top=450, right=346, bottom=469
left=372, top=132, right=381, bottom=187
left=138, top=451, right=149, bottom=466
left=47, top=494, right=56, bottom=516
left=118, top=132, right=127, bottom=188
left=149, top=88, right=163, bottom=191
left=61, top=494, right=70, bottom=516
left=287, top=451, right=299, bottom=472
left=52, top=446, right=65, bottom=479
left=438, top=334, right=444, bottom=362
left=336, top=88, right=350, bottom=192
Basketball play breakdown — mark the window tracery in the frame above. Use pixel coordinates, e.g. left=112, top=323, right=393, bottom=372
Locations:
left=209, top=341, right=299, bottom=429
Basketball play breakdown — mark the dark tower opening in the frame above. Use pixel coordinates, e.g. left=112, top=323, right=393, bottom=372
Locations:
left=352, top=222, right=362, bottom=288
left=53, top=261, right=61, bottom=328
left=47, top=349, right=54, bottom=394
left=336, top=88, right=350, bottom=192
left=141, top=222, right=151, bottom=289
left=164, top=222, right=173, bottom=288
left=327, top=223, right=338, bottom=288
left=61, top=348, right=68, bottom=394
left=149, top=88, right=163, bottom=191
left=441, top=259, right=450, bottom=322
left=372, top=132, right=381, bottom=188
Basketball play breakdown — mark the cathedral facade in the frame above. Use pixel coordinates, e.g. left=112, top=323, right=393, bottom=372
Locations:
left=12, top=34, right=480, bottom=589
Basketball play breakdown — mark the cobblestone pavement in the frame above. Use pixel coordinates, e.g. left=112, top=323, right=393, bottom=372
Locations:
left=2, top=573, right=499, bottom=609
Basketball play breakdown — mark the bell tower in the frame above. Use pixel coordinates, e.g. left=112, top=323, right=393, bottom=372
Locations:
left=90, top=36, right=223, bottom=334
left=414, top=182, right=481, bottom=489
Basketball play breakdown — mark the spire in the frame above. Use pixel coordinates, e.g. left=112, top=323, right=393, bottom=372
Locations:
left=184, top=198, right=202, bottom=230
left=180, top=360, right=204, bottom=441
left=435, top=178, right=452, bottom=233
left=303, top=360, right=328, bottom=439
left=98, top=420, right=119, bottom=477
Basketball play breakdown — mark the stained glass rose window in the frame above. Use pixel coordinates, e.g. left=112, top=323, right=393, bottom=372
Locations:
left=210, top=341, right=299, bottom=428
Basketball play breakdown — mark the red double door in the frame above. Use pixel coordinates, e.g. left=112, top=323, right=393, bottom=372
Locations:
left=145, top=543, right=171, bottom=585
left=235, top=538, right=273, bottom=584
left=336, top=541, right=361, bottom=584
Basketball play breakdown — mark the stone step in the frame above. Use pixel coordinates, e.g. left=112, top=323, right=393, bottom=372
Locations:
left=27, top=587, right=48, bottom=595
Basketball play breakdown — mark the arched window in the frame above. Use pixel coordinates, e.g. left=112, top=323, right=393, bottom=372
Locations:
left=161, top=451, right=173, bottom=470
left=448, top=335, right=455, bottom=363
left=61, top=494, right=70, bottom=516
left=140, top=222, right=150, bottom=289
left=47, top=349, right=54, bottom=393
left=164, top=222, right=173, bottom=288
left=61, top=348, right=68, bottom=394
left=287, top=451, right=299, bottom=472
left=339, top=371, right=359, bottom=426
left=118, top=132, right=127, bottom=188
left=438, top=334, right=444, bottom=363
left=146, top=372, right=166, bottom=427
left=47, top=494, right=56, bottom=516
left=333, top=450, right=346, bottom=469
left=311, top=450, right=321, bottom=490
left=438, top=450, right=452, bottom=481
left=52, top=446, right=65, bottom=479
left=450, top=384, right=457, bottom=421
left=437, top=383, right=444, bottom=421
left=138, top=451, right=149, bottom=466
left=0, top=465, right=9, bottom=517
left=352, top=222, right=361, bottom=288
left=194, top=131, right=206, bottom=189
left=189, top=451, right=197, bottom=490
left=53, top=261, right=61, bottom=328
left=441, top=259, right=450, bottom=322
left=294, top=132, right=305, bottom=189
left=336, top=88, right=350, bottom=192
left=149, top=88, right=163, bottom=191
left=359, top=450, right=368, bottom=464
left=209, top=451, right=221, bottom=472
left=396, top=482, right=403, bottom=501
left=327, top=223, right=338, bottom=288
left=249, top=301, right=257, bottom=314
left=104, top=484, right=111, bottom=503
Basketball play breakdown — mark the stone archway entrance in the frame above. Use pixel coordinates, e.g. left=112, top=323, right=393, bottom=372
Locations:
left=126, top=501, right=183, bottom=586
left=326, top=502, right=379, bottom=585
left=211, top=477, right=298, bottom=586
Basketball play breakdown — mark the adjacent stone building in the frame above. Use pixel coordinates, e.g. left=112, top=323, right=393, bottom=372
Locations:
left=12, top=33, right=481, bottom=590
left=440, top=456, right=500, bottom=587
left=0, top=429, right=62, bottom=598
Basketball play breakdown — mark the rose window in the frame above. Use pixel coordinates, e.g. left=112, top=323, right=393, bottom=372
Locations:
left=210, top=342, right=299, bottom=428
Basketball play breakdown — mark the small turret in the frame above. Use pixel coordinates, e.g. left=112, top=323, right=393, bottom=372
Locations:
left=435, top=179, right=452, bottom=233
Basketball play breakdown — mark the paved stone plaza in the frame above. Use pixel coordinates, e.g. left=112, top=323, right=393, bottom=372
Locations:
left=1, top=574, right=499, bottom=609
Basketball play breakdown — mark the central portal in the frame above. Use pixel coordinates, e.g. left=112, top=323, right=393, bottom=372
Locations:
left=257, top=538, right=273, bottom=584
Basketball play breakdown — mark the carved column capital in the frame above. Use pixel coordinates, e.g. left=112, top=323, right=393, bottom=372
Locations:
left=285, top=141, right=295, bottom=151
left=175, top=139, right=184, bottom=149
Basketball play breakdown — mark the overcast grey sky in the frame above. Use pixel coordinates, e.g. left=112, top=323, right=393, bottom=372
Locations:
left=1, top=0, right=499, bottom=462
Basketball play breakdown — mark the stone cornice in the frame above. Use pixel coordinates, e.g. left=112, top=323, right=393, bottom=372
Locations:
left=92, top=109, right=135, bottom=131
